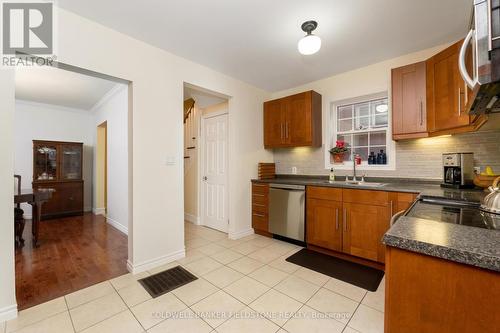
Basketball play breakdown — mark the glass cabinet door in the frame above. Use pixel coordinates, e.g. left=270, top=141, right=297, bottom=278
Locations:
left=34, top=145, right=58, bottom=181
left=61, top=145, right=82, bottom=180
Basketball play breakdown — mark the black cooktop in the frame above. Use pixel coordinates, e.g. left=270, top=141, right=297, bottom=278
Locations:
left=406, top=198, right=500, bottom=230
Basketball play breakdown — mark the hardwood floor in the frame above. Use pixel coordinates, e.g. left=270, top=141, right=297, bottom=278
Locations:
left=15, top=213, right=128, bottom=310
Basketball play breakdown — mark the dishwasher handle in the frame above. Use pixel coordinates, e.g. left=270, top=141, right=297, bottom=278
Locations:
left=269, top=183, right=305, bottom=191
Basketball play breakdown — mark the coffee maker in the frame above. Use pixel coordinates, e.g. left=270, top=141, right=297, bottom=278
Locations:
left=441, top=153, right=474, bottom=189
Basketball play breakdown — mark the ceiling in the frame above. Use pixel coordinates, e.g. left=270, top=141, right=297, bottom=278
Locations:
left=57, top=0, right=472, bottom=92
left=15, top=66, right=119, bottom=110
left=184, top=86, right=227, bottom=109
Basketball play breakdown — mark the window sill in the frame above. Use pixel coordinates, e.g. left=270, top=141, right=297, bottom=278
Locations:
left=325, top=161, right=395, bottom=171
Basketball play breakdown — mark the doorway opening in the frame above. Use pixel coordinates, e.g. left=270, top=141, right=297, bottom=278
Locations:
left=183, top=83, right=230, bottom=235
left=96, top=121, right=107, bottom=215
left=14, top=64, right=131, bottom=310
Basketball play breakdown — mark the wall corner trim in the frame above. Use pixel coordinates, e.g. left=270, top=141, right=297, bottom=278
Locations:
left=106, top=216, right=128, bottom=235
left=126, top=248, right=186, bottom=274
left=229, top=228, right=254, bottom=240
left=0, top=304, right=18, bottom=322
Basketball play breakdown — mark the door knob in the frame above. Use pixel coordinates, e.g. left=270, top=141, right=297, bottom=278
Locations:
left=203, top=176, right=208, bottom=181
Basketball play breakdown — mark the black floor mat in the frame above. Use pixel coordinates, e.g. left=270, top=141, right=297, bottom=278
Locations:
left=138, top=265, right=197, bottom=298
left=286, top=249, right=384, bottom=291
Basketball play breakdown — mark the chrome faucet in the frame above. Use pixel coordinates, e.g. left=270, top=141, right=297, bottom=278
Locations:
left=345, top=151, right=358, bottom=183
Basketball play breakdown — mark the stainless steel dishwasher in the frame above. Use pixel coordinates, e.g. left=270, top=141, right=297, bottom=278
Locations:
left=268, top=183, right=305, bottom=242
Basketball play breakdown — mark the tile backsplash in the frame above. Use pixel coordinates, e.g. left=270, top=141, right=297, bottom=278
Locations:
left=274, top=130, right=500, bottom=179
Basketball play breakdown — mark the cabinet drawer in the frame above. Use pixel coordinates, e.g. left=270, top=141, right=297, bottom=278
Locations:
left=342, top=189, right=389, bottom=206
left=252, top=202, right=268, bottom=215
left=252, top=193, right=268, bottom=205
left=307, top=186, right=342, bottom=201
left=252, top=183, right=269, bottom=194
left=252, top=213, right=268, bottom=231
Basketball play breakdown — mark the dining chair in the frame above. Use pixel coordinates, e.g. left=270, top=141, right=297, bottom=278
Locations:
left=14, top=175, right=25, bottom=246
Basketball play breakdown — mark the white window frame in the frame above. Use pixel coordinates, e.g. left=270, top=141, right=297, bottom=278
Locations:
left=324, top=92, right=396, bottom=171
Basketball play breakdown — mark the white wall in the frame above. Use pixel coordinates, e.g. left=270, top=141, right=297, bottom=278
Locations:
left=93, top=85, right=129, bottom=234
left=14, top=101, right=94, bottom=216
left=0, top=6, right=272, bottom=318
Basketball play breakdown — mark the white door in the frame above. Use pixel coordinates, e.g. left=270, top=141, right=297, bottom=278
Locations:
left=201, top=113, right=228, bottom=232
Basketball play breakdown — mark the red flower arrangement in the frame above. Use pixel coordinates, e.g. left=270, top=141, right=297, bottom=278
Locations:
left=329, top=140, right=348, bottom=154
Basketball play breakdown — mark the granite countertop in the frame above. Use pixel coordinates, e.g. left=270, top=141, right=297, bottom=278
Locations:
left=252, top=175, right=485, bottom=202
left=252, top=175, right=500, bottom=272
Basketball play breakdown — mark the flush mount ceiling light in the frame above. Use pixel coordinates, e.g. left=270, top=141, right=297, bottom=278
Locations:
left=298, top=20, right=321, bottom=55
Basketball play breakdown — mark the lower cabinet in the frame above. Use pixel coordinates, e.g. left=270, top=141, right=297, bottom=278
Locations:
left=306, top=198, right=343, bottom=252
left=306, top=186, right=417, bottom=264
left=33, top=181, right=84, bottom=220
left=342, top=202, right=389, bottom=263
left=251, top=183, right=271, bottom=236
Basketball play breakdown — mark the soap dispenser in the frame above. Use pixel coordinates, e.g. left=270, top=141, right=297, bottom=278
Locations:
left=329, top=168, right=335, bottom=183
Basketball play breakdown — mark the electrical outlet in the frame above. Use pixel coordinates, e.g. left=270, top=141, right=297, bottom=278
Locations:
left=474, top=166, right=481, bottom=175
left=291, top=166, right=298, bottom=174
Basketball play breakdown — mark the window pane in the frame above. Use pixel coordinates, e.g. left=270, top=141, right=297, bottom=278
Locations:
left=354, top=116, right=369, bottom=131
left=353, top=148, right=369, bottom=162
left=373, top=113, right=388, bottom=127
left=354, top=102, right=370, bottom=118
left=370, top=131, right=386, bottom=145
left=337, top=134, right=352, bottom=146
left=353, top=133, right=368, bottom=146
left=338, top=118, right=352, bottom=132
left=338, top=105, right=352, bottom=119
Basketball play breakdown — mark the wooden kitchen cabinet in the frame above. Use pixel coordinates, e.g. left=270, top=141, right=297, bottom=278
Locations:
left=391, top=40, right=487, bottom=140
left=306, top=190, right=343, bottom=252
left=426, top=40, right=471, bottom=132
left=263, top=91, right=322, bottom=148
left=251, top=183, right=271, bottom=236
left=342, top=202, right=389, bottom=263
left=392, top=62, right=428, bottom=140
left=306, top=187, right=418, bottom=264
left=385, top=247, right=500, bottom=333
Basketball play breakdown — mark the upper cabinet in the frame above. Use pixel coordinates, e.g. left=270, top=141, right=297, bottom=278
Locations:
left=392, top=40, right=488, bottom=140
left=264, top=91, right=322, bottom=148
left=392, top=62, right=428, bottom=140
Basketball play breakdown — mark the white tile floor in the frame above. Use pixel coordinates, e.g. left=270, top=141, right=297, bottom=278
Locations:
left=1, top=223, right=385, bottom=333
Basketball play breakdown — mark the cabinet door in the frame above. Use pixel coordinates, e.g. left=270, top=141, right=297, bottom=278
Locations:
left=427, top=41, right=470, bottom=131
left=33, top=143, right=58, bottom=181
left=392, top=62, right=427, bottom=138
left=264, top=99, right=285, bottom=148
left=306, top=198, right=342, bottom=252
left=286, top=92, right=312, bottom=146
left=60, top=144, right=82, bottom=180
left=342, top=202, right=389, bottom=263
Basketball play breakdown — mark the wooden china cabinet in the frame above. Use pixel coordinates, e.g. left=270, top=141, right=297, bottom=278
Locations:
left=32, top=140, right=84, bottom=220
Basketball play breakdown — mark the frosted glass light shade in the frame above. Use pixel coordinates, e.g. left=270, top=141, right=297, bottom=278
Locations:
left=298, top=34, right=321, bottom=55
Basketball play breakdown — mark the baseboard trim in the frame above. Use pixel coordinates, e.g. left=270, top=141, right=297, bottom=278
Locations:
left=106, top=217, right=128, bottom=235
left=184, top=213, right=200, bottom=225
left=0, top=304, right=17, bottom=322
left=229, top=228, right=254, bottom=240
left=93, top=207, right=106, bottom=216
left=127, top=248, right=186, bottom=274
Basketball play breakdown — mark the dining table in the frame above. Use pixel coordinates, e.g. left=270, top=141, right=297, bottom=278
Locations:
left=14, top=188, right=54, bottom=247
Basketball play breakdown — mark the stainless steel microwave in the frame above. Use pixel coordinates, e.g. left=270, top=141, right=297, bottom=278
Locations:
left=459, top=0, right=500, bottom=114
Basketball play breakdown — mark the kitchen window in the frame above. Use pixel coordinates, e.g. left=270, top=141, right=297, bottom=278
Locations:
left=325, top=93, right=395, bottom=170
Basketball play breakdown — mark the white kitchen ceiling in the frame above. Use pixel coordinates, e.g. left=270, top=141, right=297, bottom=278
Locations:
left=15, top=66, right=119, bottom=110
left=57, top=0, right=472, bottom=92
